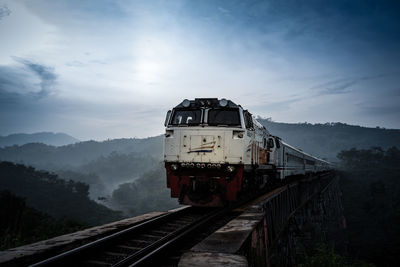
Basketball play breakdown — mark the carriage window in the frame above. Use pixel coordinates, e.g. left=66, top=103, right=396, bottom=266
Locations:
left=208, top=109, right=241, bottom=126
left=170, top=109, right=201, bottom=126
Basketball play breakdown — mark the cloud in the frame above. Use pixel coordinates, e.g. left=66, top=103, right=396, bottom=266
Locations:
left=0, top=5, right=11, bottom=20
left=250, top=96, right=306, bottom=114
left=0, top=58, right=58, bottom=130
left=0, top=57, right=57, bottom=98
left=1, top=0, right=399, bottom=137
left=311, top=73, right=399, bottom=95
left=313, top=78, right=358, bottom=95
left=358, top=103, right=400, bottom=116
left=11, top=57, right=57, bottom=97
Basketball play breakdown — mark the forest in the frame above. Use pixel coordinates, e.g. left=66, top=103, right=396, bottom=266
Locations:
left=0, top=190, right=87, bottom=250
left=1, top=122, right=399, bottom=257
left=338, top=147, right=400, bottom=266
left=258, top=119, right=400, bottom=162
left=0, top=162, right=123, bottom=249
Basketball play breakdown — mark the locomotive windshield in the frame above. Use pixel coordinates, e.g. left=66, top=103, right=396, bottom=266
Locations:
left=170, top=109, right=201, bottom=126
left=207, top=109, right=241, bottom=126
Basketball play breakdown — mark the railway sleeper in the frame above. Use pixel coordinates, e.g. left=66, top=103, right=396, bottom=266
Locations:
left=83, top=259, right=110, bottom=266
left=127, top=239, right=154, bottom=245
left=140, top=233, right=165, bottom=239
left=147, top=229, right=172, bottom=236
left=104, top=251, right=127, bottom=257
left=117, top=244, right=144, bottom=251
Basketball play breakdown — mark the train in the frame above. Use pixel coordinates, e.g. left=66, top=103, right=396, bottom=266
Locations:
left=163, top=98, right=332, bottom=207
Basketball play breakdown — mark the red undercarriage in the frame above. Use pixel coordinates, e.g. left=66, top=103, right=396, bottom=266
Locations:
left=165, top=162, right=244, bottom=207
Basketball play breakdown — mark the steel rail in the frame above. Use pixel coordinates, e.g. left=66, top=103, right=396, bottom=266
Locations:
left=118, top=173, right=335, bottom=266
left=30, top=171, right=334, bottom=267
left=29, top=207, right=196, bottom=267
left=120, top=207, right=230, bottom=267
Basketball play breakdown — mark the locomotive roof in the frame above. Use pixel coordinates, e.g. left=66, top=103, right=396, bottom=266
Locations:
left=175, top=98, right=239, bottom=109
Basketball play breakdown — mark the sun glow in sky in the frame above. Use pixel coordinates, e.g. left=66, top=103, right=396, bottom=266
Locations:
left=0, top=0, right=399, bottom=140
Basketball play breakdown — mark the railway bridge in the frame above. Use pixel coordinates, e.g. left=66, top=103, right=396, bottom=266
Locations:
left=0, top=172, right=345, bottom=266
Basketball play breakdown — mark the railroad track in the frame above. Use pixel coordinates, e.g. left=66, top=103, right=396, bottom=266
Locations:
left=30, top=206, right=226, bottom=267
left=29, top=172, right=335, bottom=267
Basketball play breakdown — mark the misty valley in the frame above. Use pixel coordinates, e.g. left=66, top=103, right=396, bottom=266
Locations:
left=1, top=120, right=400, bottom=266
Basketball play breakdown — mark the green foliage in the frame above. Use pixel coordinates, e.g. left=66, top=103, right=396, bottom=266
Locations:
left=54, top=170, right=105, bottom=199
left=299, top=243, right=374, bottom=267
left=110, top=162, right=179, bottom=216
left=0, top=162, right=122, bottom=226
left=0, top=137, right=163, bottom=200
left=338, top=147, right=400, bottom=266
left=257, top=120, right=400, bottom=161
left=0, top=190, right=87, bottom=250
left=77, top=152, right=158, bottom=185
left=338, top=146, right=400, bottom=170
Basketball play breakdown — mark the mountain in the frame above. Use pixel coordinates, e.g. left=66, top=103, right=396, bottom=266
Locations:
left=257, top=120, right=400, bottom=162
left=0, top=136, right=163, bottom=199
left=1, top=122, right=399, bottom=166
left=0, top=135, right=162, bottom=168
left=0, top=121, right=399, bottom=201
left=0, top=132, right=80, bottom=147
left=0, top=161, right=122, bottom=225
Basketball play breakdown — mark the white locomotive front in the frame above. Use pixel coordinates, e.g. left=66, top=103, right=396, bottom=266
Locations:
left=164, top=98, right=256, bottom=166
left=163, top=98, right=332, bottom=206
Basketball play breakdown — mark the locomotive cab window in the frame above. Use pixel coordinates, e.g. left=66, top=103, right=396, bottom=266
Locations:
left=164, top=110, right=171, bottom=127
left=207, top=109, right=241, bottom=127
left=170, top=109, right=201, bottom=126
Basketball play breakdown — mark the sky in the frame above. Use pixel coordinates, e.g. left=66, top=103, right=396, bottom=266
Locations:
left=0, top=0, right=399, bottom=140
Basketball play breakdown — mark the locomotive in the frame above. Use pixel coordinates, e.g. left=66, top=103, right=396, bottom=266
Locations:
left=163, top=98, right=331, bottom=207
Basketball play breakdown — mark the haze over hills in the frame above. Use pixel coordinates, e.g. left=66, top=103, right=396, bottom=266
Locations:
left=1, top=121, right=400, bottom=259
left=0, top=132, right=80, bottom=147
left=0, top=120, right=398, bottom=202
left=258, top=120, right=400, bottom=162
left=0, top=136, right=162, bottom=168
left=0, top=136, right=163, bottom=200
left=1, top=121, right=399, bottom=171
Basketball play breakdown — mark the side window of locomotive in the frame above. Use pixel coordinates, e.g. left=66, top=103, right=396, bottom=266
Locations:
left=263, top=138, right=266, bottom=148
left=244, top=111, right=253, bottom=129
left=208, top=109, right=241, bottom=126
left=171, top=109, right=201, bottom=126
left=275, top=138, right=281, bottom=148
left=267, top=138, right=274, bottom=149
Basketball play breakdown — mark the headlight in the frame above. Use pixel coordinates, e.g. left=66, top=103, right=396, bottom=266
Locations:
left=171, top=164, right=179, bottom=171
left=182, top=99, right=190, bottom=107
left=226, top=165, right=235, bottom=172
left=219, top=98, right=228, bottom=107
left=233, top=130, right=244, bottom=139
